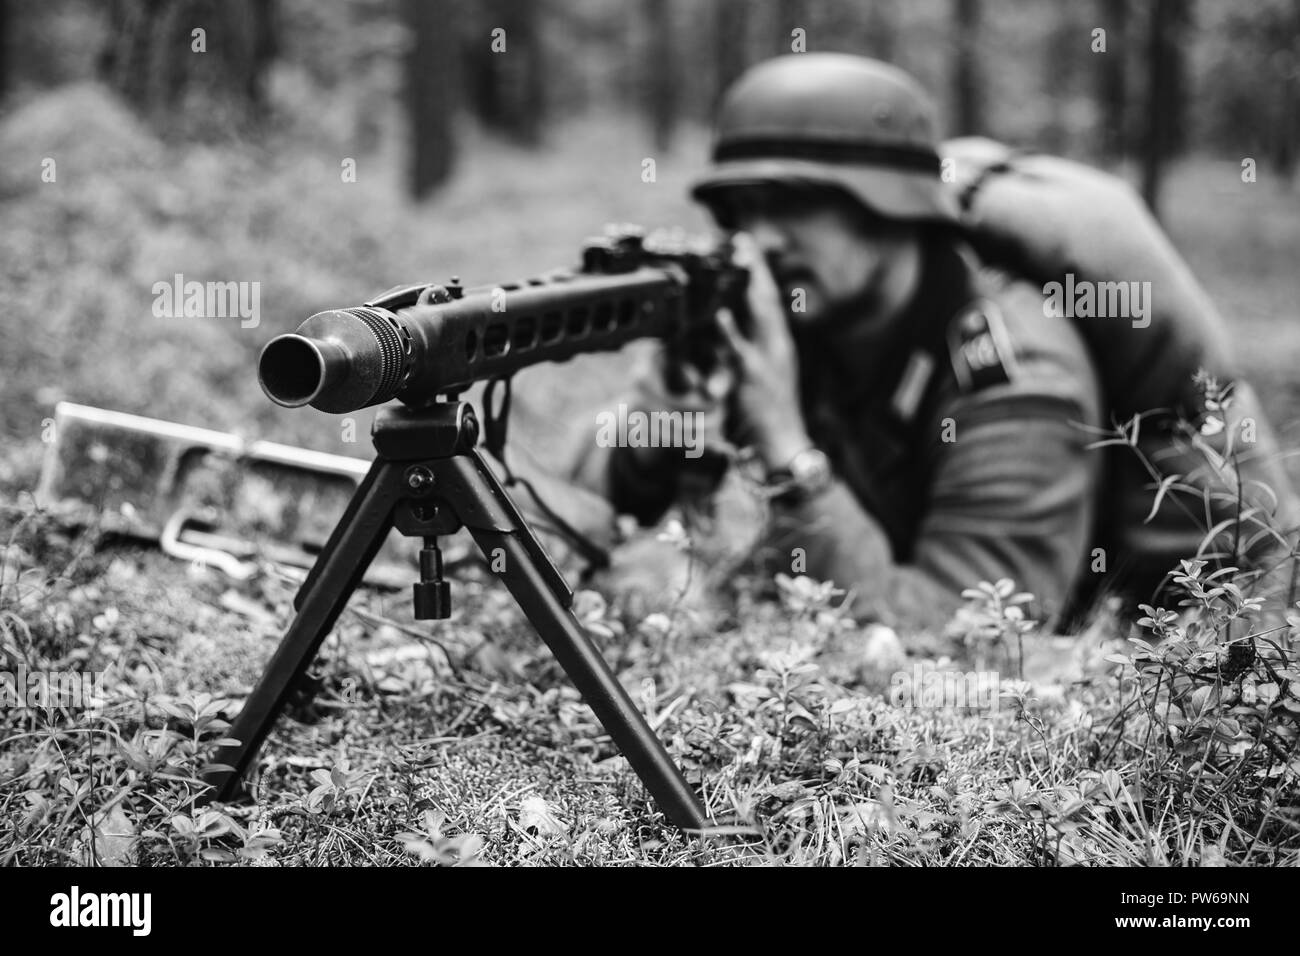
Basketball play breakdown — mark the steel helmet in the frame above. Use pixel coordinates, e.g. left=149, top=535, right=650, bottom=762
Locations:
left=691, top=53, right=958, bottom=224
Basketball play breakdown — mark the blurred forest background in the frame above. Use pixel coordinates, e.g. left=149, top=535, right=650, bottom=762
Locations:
left=0, top=0, right=1297, bottom=491
left=3, top=1, right=1299, bottom=869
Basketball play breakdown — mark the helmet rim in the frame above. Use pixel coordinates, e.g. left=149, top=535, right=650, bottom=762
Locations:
left=690, top=157, right=959, bottom=225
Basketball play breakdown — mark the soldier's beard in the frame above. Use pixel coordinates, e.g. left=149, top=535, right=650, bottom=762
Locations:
left=790, top=274, right=899, bottom=337
left=788, top=276, right=920, bottom=382
left=791, top=236, right=924, bottom=351
left=777, top=272, right=882, bottom=333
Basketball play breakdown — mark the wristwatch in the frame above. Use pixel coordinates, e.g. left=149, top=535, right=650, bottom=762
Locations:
left=769, top=446, right=833, bottom=502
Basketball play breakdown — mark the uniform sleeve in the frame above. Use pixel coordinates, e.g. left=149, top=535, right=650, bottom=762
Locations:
left=768, top=385, right=1102, bottom=630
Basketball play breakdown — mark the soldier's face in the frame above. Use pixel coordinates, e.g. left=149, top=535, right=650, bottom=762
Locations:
left=725, top=187, right=921, bottom=328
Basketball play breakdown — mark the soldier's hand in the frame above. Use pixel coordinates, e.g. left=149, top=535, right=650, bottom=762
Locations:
left=616, top=340, right=733, bottom=471
left=658, top=335, right=734, bottom=406
left=716, top=232, right=812, bottom=470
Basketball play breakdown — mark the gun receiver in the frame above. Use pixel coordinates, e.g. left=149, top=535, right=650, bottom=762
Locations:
left=258, top=229, right=744, bottom=413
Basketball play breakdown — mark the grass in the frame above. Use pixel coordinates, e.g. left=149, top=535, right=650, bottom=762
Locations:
left=0, top=511, right=1093, bottom=866
left=3, top=505, right=1297, bottom=866
left=1, top=84, right=1299, bottom=866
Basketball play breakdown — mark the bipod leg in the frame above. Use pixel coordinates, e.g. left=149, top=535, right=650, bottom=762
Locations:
left=203, top=457, right=401, bottom=802
left=430, top=450, right=709, bottom=830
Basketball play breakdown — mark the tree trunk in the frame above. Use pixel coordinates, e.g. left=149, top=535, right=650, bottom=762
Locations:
left=712, top=0, right=748, bottom=108
left=864, top=0, right=898, bottom=62
left=464, top=7, right=501, bottom=129
left=245, top=0, right=277, bottom=114
left=0, top=0, right=8, bottom=102
left=1140, top=0, right=1190, bottom=217
left=774, top=0, right=806, bottom=54
left=1041, top=4, right=1084, bottom=154
left=643, top=0, right=676, bottom=151
left=951, top=0, right=983, bottom=136
left=98, top=0, right=276, bottom=126
left=404, top=0, right=457, bottom=198
left=503, top=0, right=545, bottom=145
left=1271, top=7, right=1300, bottom=181
left=463, top=0, right=544, bottom=145
left=1095, top=0, right=1128, bottom=161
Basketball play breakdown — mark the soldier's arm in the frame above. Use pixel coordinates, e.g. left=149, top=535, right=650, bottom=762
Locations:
left=767, top=386, right=1101, bottom=630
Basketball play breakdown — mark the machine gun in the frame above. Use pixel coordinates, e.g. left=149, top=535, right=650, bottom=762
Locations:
left=257, top=229, right=745, bottom=413
left=205, top=229, right=747, bottom=830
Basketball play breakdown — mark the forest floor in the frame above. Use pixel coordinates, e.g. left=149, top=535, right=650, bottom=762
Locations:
left=1, top=85, right=1299, bottom=866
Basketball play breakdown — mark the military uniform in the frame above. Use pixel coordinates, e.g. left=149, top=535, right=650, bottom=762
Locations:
left=580, top=245, right=1296, bottom=629
left=575, top=54, right=1299, bottom=630
left=578, top=235, right=1102, bottom=629
left=773, top=239, right=1103, bottom=628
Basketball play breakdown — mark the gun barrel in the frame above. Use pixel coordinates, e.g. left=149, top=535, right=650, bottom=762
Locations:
left=258, top=334, right=349, bottom=408
left=259, top=266, right=692, bottom=414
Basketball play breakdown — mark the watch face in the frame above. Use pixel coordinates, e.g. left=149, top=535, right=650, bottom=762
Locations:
left=789, top=448, right=832, bottom=492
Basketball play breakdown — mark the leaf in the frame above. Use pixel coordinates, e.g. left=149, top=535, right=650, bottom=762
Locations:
left=398, top=836, right=443, bottom=864
left=572, top=589, right=608, bottom=623
left=421, top=809, right=447, bottom=839
left=21, top=792, right=49, bottom=832
left=640, top=613, right=672, bottom=637
left=1144, top=475, right=1181, bottom=524
left=158, top=699, right=196, bottom=724
left=1187, top=685, right=1218, bottom=719
left=448, top=834, right=486, bottom=865
left=306, top=785, right=334, bottom=813
left=1211, top=718, right=1243, bottom=742
left=1098, top=769, right=1124, bottom=802
left=765, top=781, right=812, bottom=802
left=89, top=804, right=136, bottom=867
left=861, top=624, right=905, bottom=672
left=840, top=800, right=895, bottom=836
left=517, top=796, right=566, bottom=837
